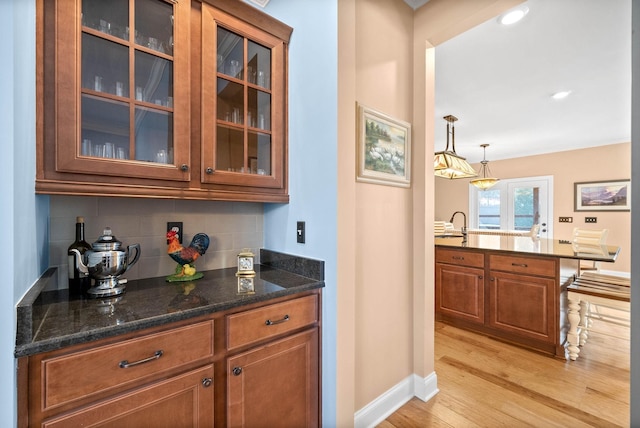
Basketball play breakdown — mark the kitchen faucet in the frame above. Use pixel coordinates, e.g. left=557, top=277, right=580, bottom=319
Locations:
left=449, top=211, right=467, bottom=239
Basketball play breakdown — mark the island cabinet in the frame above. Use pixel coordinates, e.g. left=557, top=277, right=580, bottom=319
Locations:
left=19, top=291, right=321, bottom=427
left=36, top=0, right=292, bottom=202
left=435, top=248, right=485, bottom=326
left=435, top=247, right=568, bottom=357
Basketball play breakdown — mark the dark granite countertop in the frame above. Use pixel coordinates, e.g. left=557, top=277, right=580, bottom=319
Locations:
left=15, top=250, right=324, bottom=358
left=435, top=235, right=620, bottom=262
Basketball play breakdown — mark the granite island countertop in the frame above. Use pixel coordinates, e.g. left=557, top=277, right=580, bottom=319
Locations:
left=435, top=235, right=620, bottom=262
left=15, top=250, right=324, bottom=357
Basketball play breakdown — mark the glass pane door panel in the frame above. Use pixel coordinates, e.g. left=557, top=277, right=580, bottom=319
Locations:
left=478, top=189, right=500, bottom=230
left=217, top=27, right=244, bottom=79
left=82, top=0, right=129, bottom=40
left=135, top=107, right=173, bottom=163
left=247, top=41, right=270, bottom=89
left=248, top=132, right=271, bottom=175
left=135, top=0, right=174, bottom=54
left=82, top=34, right=129, bottom=96
left=216, top=126, right=244, bottom=172
left=248, top=88, right=271, bottom=130
left=81, top=95, right=130, bottom=159
left=217, top=78, right=244, bottom=124
left=135, top=51, right=173, bottom=106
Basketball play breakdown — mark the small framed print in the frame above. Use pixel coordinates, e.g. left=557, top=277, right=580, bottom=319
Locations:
left=356, top=103, right=411, bottom=188
left=574, top=179, right=630, bottom=212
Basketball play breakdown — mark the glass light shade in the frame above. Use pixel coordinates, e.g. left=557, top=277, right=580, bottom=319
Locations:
left=470, top=177, right=499, bottom=190
left=470, top=160, right=499, bottom=190
left=434, top=151, right=478, bottom=179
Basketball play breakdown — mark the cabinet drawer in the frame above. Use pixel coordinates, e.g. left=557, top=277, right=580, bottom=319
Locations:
left=227, top=295, right=318, bottom=350
left=40, top=320, right=214, bottom=411
left=436, top=248, right=484, bottom=268
left=490, top=254, right=556, bottom=277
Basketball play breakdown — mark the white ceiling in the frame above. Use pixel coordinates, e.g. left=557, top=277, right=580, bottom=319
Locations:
left=412, top=0, right=631, bottom=163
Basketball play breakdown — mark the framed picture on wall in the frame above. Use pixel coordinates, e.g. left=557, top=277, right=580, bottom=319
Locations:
left=574, top=179, right=631, bottom=211
left=356, top=103, right=411, bottom=188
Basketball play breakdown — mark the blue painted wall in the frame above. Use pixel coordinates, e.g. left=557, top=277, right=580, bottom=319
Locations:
left=3, top=0, right=49, bottom=425
left=259, top=1, right=338, bottom=425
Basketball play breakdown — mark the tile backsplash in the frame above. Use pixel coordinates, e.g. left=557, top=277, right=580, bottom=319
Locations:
left=49, top=196, right=264, bottom=290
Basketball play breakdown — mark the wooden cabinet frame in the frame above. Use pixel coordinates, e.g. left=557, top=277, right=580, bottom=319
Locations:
left=36, top=0, right=292, bottom=202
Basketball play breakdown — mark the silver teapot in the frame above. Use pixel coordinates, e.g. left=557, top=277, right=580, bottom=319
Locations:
left=70, top=227, right=141, bottom=297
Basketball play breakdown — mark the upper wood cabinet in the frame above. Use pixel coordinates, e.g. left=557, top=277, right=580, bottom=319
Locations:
left=36, top=0, right=292, bottom=202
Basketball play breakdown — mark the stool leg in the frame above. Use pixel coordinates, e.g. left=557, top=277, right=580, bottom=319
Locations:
left=567, top=294, right=581, bottom=361
left=579, top=300, right=589, bottom=346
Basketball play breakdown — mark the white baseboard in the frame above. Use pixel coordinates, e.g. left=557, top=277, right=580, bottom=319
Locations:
left=354, top=372, right=439, bottom=428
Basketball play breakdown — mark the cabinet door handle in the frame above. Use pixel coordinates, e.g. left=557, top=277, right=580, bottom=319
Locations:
left=511, top=263, right=528, bottom=267
left=205, top=167, right=214, bottom=174
left=265, top=314, right=290, bottom=326
left=180, top=164, right=189, bottom=171
left=452, top=256, right=464, bottom=260
left=478, top=275, right=483, bottom=279
left=119, top=350, right=163, bottom=368
left=202, top=377, right=213, bottom=387
left=232, top=367, right=243, bottom=376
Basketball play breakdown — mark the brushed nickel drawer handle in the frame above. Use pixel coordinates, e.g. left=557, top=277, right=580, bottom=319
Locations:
left=512, top=263, right=528, bottom=267
left=265, top=314, right=290, bottom=326
left=119, top=350, right=163, bottom=368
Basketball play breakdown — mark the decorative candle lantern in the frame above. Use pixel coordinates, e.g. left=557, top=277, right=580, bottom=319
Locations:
left=236, top=249, right=255, bottom=276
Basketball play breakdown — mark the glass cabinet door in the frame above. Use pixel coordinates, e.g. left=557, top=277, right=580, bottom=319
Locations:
left=55, top=0, right=189, bottom=181
left=201, top=4, right=286, bottom=189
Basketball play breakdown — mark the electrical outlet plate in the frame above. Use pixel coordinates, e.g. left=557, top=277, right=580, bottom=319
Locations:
left=297, top=221, right=305, bottom=244
left=585, top=217, right=597, bottom=223
left=167, top=222, right=183, bottom=244
left=559, top=216, right=573, bottom=223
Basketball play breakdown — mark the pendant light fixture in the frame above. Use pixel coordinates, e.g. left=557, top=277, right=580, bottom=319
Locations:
left=434, top=115, right=477, bottom=179
left=470, top=144, right=499, bottom=190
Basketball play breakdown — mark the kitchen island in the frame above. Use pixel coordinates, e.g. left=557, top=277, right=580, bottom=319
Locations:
left=16, top=249, right=323, bottom=427
left=435, top=235, right=620, bottom=358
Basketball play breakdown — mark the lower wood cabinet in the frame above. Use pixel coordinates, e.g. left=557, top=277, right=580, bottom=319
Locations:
left=19, top=291, right=321, bottom=427
left=227, top=329, right=319, bottom=428
left=41, top=365, right=215, bottom=428
left=435, top=247, right=568, bottom=357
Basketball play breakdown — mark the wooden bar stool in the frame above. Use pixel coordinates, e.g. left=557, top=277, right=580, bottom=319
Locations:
left=566, top=272, right=630, bottom=361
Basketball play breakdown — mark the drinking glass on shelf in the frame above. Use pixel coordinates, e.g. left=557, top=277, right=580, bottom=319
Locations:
left=94, top=76, right=103, bottom=92
left=257, top=71, right=265, bottom=87
left=82, top=139, right=92, bottom=156
left=136, top=86, right=144, bottom=101
left=116, top=82, right=124, bottom=97
left=93, top=144, right=105, bottom=158
left=116, top=147, right=127, bottom=159
left=105, top=142, right=115, bottom=158
left=229, top=60, right=240, bottom=78
left=156, top=150, right=167, bottom=164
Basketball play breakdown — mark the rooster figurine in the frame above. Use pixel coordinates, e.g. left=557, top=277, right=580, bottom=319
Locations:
left=165, top=228, right=210, bottom=282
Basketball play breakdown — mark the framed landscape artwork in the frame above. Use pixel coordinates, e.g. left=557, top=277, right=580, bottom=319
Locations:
left=574, top=179, right=631, bottom=211
left=356, top=103, right=411, bottom=188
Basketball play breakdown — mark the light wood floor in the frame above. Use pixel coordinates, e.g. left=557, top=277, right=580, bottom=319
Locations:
left=378, top=316, right=630, bottom=427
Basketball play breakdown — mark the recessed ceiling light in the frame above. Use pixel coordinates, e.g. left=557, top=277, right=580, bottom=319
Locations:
left=551, top=91, right=572, bottom=100
left=498, top=6, right=529, bottom=25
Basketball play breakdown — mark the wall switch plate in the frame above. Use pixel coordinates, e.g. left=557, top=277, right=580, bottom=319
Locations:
left=167, top=222, right=183, bottom=244
left=297, top=221, right=305, bottom=244
left=585, top=217, right=598, bottom=223
left=559, top=216, right=573, bottom=223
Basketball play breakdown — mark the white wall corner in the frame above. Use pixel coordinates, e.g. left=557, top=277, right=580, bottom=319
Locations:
left=354, top=372, right=439, bottom=428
